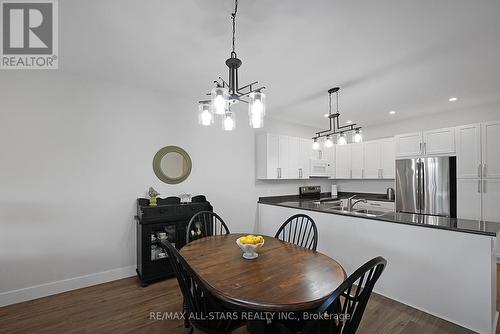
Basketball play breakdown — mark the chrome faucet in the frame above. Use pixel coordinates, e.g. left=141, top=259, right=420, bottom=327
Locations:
left=346, top=195, right=367, bottom=211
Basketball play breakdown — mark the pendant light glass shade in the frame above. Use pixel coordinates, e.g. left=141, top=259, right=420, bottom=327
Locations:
left=223, top=112, right=235, bottom=131
left=312, top=139, right=320, bottom=150
left=198, top=101, right=213, bottom=126
left=248, top=91, right=266, bottom=128
left=337, top=133, right=347, bottom=146
left=353, top=129, right=363, bottom=143
left=324, top=135, right=334, bottom=148
left=211, top=87, right=229, bottom=115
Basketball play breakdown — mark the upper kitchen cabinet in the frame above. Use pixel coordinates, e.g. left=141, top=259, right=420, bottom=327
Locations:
left=335, top=144, right=352, bottom=179
left=298, top=138, right=314, bottom=179
left=456, top=123, right=482, bottom=179
left=395, top=132, right=423, bottom=157
left=482, top=121, right=500, bottom=178
left=395, top=128, right=455, bottom=157
left=351, top=143, right=364, bottom=179
left=380, top=138, right=396, bottom=179
left=363, top=141, right=382, bottom=179
left=363, top=138, right=395, bottom=179
left=322, top=145, right=336, bottom=178
left=257, top=133, right=281, bottom=179
left=256, top=133, right=316, bottom=180
left=423, top=127, right=456, bottom=155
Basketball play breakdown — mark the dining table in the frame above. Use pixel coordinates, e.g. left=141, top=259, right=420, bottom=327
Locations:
left=179, top=233, right=346, bottom=333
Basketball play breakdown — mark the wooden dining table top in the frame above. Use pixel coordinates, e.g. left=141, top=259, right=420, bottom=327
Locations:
left=179, top=233, right=346, bottom=312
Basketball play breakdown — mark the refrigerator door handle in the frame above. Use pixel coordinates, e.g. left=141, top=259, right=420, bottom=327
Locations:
left=420, top=160, right=425, bottom=212
left=416, top=160, right=421, bottom=211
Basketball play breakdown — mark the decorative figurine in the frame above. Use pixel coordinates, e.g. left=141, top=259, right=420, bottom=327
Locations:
left=148, top=187, right=160, bottom=207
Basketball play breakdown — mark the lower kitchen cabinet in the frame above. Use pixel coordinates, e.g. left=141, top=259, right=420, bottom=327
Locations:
left=457, top=178, right=500, bottom=222
left=457, top=179, right=482, bottom=220
left=482, top=179, right=500, bottom=222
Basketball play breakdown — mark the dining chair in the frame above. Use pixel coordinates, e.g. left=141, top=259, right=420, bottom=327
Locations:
left=275, top=214, right=318, bottom=251
left=186, top=211, right=230, bottom=244
left=271, top=256, right=387, bottom=334
left=163, top=241, right=245, bottom=334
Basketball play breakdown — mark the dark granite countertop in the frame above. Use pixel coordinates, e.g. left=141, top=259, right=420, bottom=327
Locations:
left=258, top=195, right=500, bottom=237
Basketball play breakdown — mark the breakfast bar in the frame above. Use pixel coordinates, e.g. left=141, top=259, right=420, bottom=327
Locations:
left=258, top=197, right=500, bottom=334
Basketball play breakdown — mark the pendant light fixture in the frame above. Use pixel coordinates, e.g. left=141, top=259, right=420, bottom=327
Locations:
left=198, top=0, right=266, bottom=130
left=312, top=87, right=362, bottom=148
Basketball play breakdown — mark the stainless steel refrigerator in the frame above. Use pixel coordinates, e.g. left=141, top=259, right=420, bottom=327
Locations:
left=396, top=157, right=456, bottom=217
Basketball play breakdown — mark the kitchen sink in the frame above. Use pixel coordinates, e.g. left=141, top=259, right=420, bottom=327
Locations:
left=325, top=207, right=387, bottom=217
left=352, top=209, right=387, bottom=217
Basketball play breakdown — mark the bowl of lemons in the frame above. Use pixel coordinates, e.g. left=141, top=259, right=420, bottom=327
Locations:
left=236, top=235, right=265, bottom=259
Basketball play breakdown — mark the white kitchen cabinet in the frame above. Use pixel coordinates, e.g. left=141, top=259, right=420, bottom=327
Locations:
left=482, top=121, right=500, bottom=179
left=395, top=132, right=423, bottom=157
left=423, top=127, right=455, bottom=155
left=351, top=143, right=364, bottom=179
left=257, top=133, right=317, bottom=180
left=482, top=179, right=500, bottom=222
left=456, top=124, right=482, bottom=179
left=335, top=144, right=351, bottom=178
left=363, top=141, right=381, bottom=179
left=322, top=146, right=336, bottom=178
left=362, top=138, right=395, bottom=179
left=287, top=136, right=300, bottom=179
left=380, top=138, right=396, bottom=179
left=278, top=135, right=290, bottom=178
left=257, top=133, right=279, bottom=179
left=395, top=128, right=455, bottom=157
left=457, top=179, right=482, bottom=220
left=298, top=138, right=313, bottom=179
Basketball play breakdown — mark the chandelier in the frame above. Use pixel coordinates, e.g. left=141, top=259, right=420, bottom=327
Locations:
left=312, top=87, right=363, bottom=150
left=198, top=0, right=266, bottom=131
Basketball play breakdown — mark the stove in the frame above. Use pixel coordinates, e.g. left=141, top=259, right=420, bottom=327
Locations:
left=299, top=186, right=321, bottom=200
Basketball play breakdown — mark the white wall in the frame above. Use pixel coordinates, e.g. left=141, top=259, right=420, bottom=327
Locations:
left=0, top=71, right=330, bottom=302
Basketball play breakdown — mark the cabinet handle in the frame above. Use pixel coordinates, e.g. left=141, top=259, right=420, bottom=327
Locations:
left=277, top=168, right=281, bottom=179
left=362, top=169, right=364, bottom=178
left=478, top=164, right=482, bottom=178
left=424, top=142, right=427, bottom=154
left=478, top=180, right=482, bottom=193
left=380, top=169, right=384, bottom=179
left=483, top=164, right=487, bottom=178
left=299, top=168, right=303, bottom=178
left=419, top=143, right=422, bottom=154
left=483, top=180, right=487, bottom=193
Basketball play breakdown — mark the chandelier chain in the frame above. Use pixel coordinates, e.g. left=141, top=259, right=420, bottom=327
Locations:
left=231, top=0, right=238, bottom=54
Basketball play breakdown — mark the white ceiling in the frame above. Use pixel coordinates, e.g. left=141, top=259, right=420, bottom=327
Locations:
left=61, top=0, right=500, bottom=128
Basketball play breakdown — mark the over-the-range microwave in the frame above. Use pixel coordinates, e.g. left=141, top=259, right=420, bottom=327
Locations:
left=309, top=159, right=331, bottom=178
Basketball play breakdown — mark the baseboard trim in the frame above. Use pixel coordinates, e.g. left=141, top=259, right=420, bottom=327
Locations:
left=0, top=265, right=136, bottom=307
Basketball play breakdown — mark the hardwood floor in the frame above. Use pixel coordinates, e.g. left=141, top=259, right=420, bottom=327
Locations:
left=2, top=267, right=488, bottom=334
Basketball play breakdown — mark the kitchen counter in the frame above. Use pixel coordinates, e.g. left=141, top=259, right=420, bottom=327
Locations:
left=259, top=195, right=500, bottom=237
left=258, top=198, right=498, bottom=333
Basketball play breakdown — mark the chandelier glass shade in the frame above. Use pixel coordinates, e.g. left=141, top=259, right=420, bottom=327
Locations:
left=198, top=101, right=213, bottom=126
left=198, top=0, right=266, bottom=131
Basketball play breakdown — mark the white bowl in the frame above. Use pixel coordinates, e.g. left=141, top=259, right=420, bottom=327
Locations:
left=236, top=237, right=265, bottom=259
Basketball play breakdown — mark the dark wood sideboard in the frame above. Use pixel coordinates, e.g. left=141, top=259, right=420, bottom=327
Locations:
left=135, top=196, right=212, bottom=286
